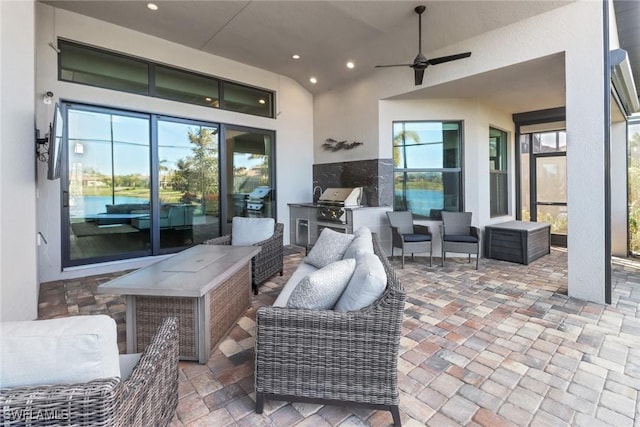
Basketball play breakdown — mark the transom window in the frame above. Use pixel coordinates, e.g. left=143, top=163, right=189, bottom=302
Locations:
left=58, top=40, right=275, bottom=119
left=392, top=121, right=463, bottom=219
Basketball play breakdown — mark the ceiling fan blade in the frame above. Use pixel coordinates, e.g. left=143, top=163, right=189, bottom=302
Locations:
left=375, top=64, right=413, bottom=68
left=414, top=68, right=425, bottom=86
left=427, top=52, right=472, bottom=66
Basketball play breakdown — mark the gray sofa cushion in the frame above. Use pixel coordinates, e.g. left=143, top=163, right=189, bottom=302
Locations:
left=272, top=262, right=317, bottom=307
left=286, top=259, right=356, bottom=309
left=342, top=226, right=373, bottom=259
left=305, top=228, right=354, bottom=268
left=334, top=252, right=387, bottom=312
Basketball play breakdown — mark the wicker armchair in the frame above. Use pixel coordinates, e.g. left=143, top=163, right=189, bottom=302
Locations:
left=254, top=233, right=405, bottom=426
left=440, top=211, right=480, bottom=269
left=387, top=211, right=432, bottom=268
left=205, top=222, right=284, bottom=294
left=0, top=317, right=179, bottom=427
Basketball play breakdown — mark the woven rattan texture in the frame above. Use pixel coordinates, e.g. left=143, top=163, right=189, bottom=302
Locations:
left=255, top=233, right=406, bottom=406
left=205, top=223, right=284, bottom=288
left=0, top=317, right=179, bottom=427
left=136, top=296, right=196, bottom=359
left=209, top=263, right=251, bottom=350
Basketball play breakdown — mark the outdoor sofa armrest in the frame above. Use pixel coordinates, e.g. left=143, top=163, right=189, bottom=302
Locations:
left=255, top=233, right=404, bottom=408
left=0, top=317, right=179, bottom=427
left=471, top=226, right=480, bottom=239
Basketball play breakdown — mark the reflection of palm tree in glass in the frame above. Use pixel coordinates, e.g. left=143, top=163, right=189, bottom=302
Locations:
left=188, top=128, right=219, bottom=215
left=393, top=130, right=419, bottom=210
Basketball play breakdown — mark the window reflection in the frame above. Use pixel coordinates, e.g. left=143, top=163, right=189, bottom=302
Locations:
left=67, top=109, right=151, bottom=263
left=393, top=121, right=462, bottom=218
left=158, top=120, right=220, bottom=250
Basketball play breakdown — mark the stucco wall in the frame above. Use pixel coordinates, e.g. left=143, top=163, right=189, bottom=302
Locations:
left=314, top=1, right=608, bottom=303
left=379, top=98, right=515, bottom=256
left=1, top=0, right=38, bottom=320
left=35, top=4, right=313, bottom=282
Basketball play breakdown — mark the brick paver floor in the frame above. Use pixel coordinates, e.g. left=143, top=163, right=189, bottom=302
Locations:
left=38, top=246, right=640, bottom=426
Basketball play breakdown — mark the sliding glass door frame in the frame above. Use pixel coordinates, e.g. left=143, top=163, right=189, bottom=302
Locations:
left=61, top=101, right=276, bottom=267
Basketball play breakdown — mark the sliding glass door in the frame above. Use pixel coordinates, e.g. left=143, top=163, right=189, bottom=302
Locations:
left=157, top=119, right=220, bottom=251
left=65, top=105, right=152, bottom=264
left=62, top=103, right=274, bottom=267
left=225, top=126, right=275, bottom=227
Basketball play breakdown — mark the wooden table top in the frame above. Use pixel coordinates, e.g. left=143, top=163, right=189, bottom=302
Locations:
left=97, top=245, right=261, bottom=298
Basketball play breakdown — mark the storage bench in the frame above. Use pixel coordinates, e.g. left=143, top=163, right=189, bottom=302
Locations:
left=485, top=221, right=550, bottom=265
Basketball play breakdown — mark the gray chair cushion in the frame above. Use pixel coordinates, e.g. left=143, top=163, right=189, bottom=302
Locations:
left=334, top=253, right=386, bottom=312
left=443, top=234, right=478, bottom=243
left=305, top=228, right=354, bottom=268
left=286, top=259, right=356, bottom=309
left=403, top=233, right=431, bottom=242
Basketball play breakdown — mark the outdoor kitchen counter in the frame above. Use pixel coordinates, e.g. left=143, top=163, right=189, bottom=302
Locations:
left=288, top=203, right=392, bottom=254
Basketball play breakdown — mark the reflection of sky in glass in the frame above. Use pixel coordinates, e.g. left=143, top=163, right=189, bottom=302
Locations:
left=158, top=121, right=217, bottom=173
left=68, top=110, right=149, bottom=175
left=393, top=122, right=446, bottom=167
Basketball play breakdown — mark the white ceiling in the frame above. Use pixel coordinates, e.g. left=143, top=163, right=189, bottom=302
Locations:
left=42, top=0, right=571, bottom=113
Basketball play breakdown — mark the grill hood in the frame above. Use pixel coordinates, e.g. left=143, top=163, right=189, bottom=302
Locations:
left=317, top=187, right=363, bottom=206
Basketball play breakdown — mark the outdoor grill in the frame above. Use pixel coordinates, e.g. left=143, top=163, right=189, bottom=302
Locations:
left=316, top=187, right=363, bottom=223
left=246, top=186, right=271, bottom=213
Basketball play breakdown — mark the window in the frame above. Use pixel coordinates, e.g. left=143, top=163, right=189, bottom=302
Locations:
left=154, top=66, right=219, bottom=108
left=59, top=42, right=148, bottom=94
left=222, top=82, right=273, bottom=118
left=62, top=102, right=276, bottom=267
left=58, top=40, right=275, bottom=118
left=393, top=121, right=463, bottom=218
left=490, top=127, right=508, bottom=217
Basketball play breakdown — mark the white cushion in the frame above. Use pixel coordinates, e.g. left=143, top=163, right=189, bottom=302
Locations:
left=305, top=228, right=354, bottom=268
left=334, top=253, right=387, bottom=312
left=0, top=315, right=121, bottom=388
left=286, top=259, right=356, bottom=310
left=273, top=262, right=317, bottom=307
left=231, top=217, right=275, bottom=246
left=342, top=226, right=374, bottom=259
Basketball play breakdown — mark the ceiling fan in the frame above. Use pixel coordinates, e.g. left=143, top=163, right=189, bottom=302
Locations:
left=375, top=5, right=471, bottom=85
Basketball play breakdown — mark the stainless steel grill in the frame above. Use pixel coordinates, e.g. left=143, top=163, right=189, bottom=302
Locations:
left=316, top=187, right=363, bottom=223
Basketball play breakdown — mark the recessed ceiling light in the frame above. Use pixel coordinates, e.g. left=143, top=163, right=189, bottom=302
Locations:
left=205, top=97, right=212, bottom=102
left=292, top=54, right=301, bottom=60
left=346, top=61, right=355, bottom=69
left=146, top=3, right=159, bottom=11
left=258, top=99, right=266, bottom=104
left=309, top=77, right=317, bottom=84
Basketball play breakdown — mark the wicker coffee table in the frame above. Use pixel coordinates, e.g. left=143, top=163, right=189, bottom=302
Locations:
left=98, top=244, right=260, bottom=363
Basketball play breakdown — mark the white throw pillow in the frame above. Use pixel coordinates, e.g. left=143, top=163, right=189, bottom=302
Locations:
left=231, top=217, right=275, bottom=246
left=287, top=259, right=356, bottom=309
left=305, top=228, right=354, bottom=268
left=342, top=226, right=374, bottom=259
left=0, top=315, right=121, bottom=388
left=334, top=253, right=387, bottom=312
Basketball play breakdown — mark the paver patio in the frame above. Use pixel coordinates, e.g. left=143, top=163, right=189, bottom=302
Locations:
left=38, top=246, right=640, bottom=426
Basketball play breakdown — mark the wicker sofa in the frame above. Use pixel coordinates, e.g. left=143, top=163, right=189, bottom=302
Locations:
left=0, top=317, right=179, bottom=427
left=205, top=220, right=284, bottom=294
left=254, top=232, right=405, bottom=426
